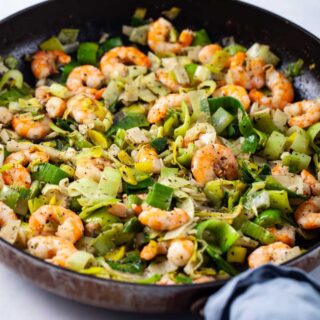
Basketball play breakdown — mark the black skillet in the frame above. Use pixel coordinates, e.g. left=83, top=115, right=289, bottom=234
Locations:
left=0, top=0, right=319, bottom=314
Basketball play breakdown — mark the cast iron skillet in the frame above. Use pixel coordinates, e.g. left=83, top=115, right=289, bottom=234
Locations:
left=0, top=0, right=319, bottom=314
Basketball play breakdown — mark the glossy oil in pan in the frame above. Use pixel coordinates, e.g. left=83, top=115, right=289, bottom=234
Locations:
left=0, top=0, right=319, bottom=313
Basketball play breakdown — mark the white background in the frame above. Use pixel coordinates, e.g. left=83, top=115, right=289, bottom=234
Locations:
left=0, top=1, right=319, bottom=319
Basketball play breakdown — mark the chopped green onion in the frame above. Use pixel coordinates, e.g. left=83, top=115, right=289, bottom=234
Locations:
left=204, top=180, right=245, bottom=209
left=107, top=251, right=145, bottom=274
left=100, top=37, right=123, bottom=53
left=66, top=251, right=94, bottom=271
left=40, top=37, right=64, bottom=51
left=123, top=217, right=142, bottom=233
left=189, top=90, right=211, bottom=122
left=174, top=102, right=191, bottom=138
left=206, top=244, right=238, bottom=276
left=185, top=63, right=198, bottom=84
left=162, top=7, right=181, bottom=20
left=246, top=43, right=279, bottom=66
left=268, top=190, right=292, bottom=213
left=285, top=58, right=304, bottom=79
left=123, top=177, right=154, bottom=194
left=4, top=55, right=19, bottom=69
left=235, top=218, right=276, bottom=244
left=252, top=110, right=278, bottom=134
left=131, top=7, right=148, bottom=26
left=151, top=137, right=168, bottom=153
left=0, top=70, right=23, bottom=91
left=197, top=219, right=240, bottom=252
left=137, top=274, right=162, bottom=284
left=98, top=167, right=122, bottom=198
left=206, top=50, right=230, bottom=73
left=175, top=273, right=192, bottom=284
left=263, top=131, right=286, bottom=160
left=265, top=175, right=306, bottom=199
left=254, top=208, right=283, bottom=227
left=77, top=42, right=99, bottom=65
left=163, top=111, right=179, bottom=137
left=0, top=186, right=30, bottom=210
left=88, top=130, right=110, bottom=148
left=224, top=44, right=247, bottom=55
left=192, top=29, right=211, bottom=46
left=212, top=107, right=235, bottom=134
left=93, top=224, right=123, bottom=255
left=193, top=65, right=211, bottom=82
left=114, top=128, right=126, bottom=149
left=58, top=29, right=79, bottom=45
left=308, top=122, right=320, bottom=153
left=32, top=163, right=69, bottom=184
left=107, top=114, right=149, bottom=137
left=177, top=143, right=195, bottom=166
left=282, top=151, right=311, bottom=173
left=286, top=127, right=310, bottom=154
left=146, top=182, right=174, bottom=210
left=84, top=210, right=120, bottom=230
left=208, top=97, right=254, bottom=137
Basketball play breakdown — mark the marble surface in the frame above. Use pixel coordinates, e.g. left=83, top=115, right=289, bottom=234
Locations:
left=0, top=1, right=319, bottom=319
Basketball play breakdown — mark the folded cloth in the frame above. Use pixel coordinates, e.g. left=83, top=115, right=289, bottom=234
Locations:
left=204, top=264, right=320, bottom=320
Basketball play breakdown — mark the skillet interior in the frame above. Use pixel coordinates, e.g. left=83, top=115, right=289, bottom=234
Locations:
left=0, top=0, right=319, bottom=313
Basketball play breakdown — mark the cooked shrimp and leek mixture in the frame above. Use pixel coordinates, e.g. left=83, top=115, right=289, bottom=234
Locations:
left=0, top=8, right=319, bottom=285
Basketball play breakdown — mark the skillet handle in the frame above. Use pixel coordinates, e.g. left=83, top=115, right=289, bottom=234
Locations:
left=190, top=295, right=209, bottom=318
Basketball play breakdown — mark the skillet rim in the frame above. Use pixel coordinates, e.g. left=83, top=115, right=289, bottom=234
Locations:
left=0, top=0, right=319, bottom=290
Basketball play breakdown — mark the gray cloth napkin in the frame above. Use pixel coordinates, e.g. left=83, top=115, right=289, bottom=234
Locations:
left=204, top=264, right=320, bottom=320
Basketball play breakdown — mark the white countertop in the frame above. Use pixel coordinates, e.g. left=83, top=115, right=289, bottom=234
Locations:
left=0, top=1, right=319, bottom=319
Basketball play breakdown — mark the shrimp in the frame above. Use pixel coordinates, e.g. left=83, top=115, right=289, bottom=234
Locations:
left=248, top=241, right=294, bottom=268
left=183, top=123, right=217, bottom=148
left=2, top=148, right=49, bottom=188
left=35, top=85, right=51, bottom=104
left=66, top=65, right=105, bottom=99
left=294, top=197, right=320, bottom=230
left=156, top=69, right=181, bottom=92
left=35, top=85, right=66, bottom=117
left=45, top=97, right=66, bottom=118
left=148, top=18, right=194, bottom=55
left=138, top=207, right=190, bottom=231
left=267, top=225, right=296, bottom=247
left=226, top=52, right=265, bottom=90
left=0, top=107, right=13, bottom=125
left=271, top=163, right=289, bottom=176
left=147, top=93, right=189, bottom=123
left=4, top=148, right=50, bottom=165
left=140, top=240, right=168, bottom=260
left=301, top=170, right=320, bottom=196
left=100, top=47, right=150, bottom=80
left=0, top=201, right=18, bottom=229
left=198, top=44, right=223, bottom=64
left=193, top=276, right=216, bottom=284
left=28, top=205, right=84, bottom=243
left=75, top=157, right=112, bottom=182
left=135, top=144, right=162, bottom=174
left=28, top=236, right=77, bottom=267
left=283, top=100, right=320, bottom=128
left=66, top=93, right=109, bottom=124
left=167, top=239, right=194, bottom=267
left=140, top=239, right=194, bottom=267
left=191, top=144, right=238, bottom=186
left=215, top=84, right=250, bottom=110
left=31, top=50, right=71, bottom=79
left=249, top=67, right=294, bottom=109
left=12, top=114, right=51, bottom=140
